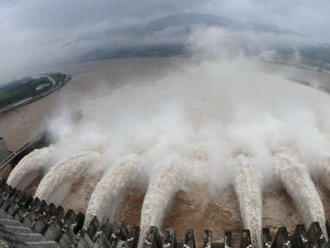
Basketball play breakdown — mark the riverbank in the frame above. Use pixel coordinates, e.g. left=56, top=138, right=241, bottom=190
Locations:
left=0, top=73, right=71, bottom=116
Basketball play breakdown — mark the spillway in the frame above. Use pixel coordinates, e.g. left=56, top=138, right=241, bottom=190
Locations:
left=318, top=160, right=330, bottom=192
left=34, top=150, right=101, bottom=205
left=85, top=155, right=142, bottom=226
left=139, top=162, right=186, bottom=247
left=233, top=155, right=262, bottom=248
left=7, top=146, right=54, bottom=190
left=274, top=153, right=326, bottom=234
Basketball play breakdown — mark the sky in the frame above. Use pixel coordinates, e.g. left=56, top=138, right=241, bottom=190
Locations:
left=1, top=0, right=330, bottom=83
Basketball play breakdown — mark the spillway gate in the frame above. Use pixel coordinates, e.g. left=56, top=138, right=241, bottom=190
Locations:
left=0, top=180, right=329, bottom=248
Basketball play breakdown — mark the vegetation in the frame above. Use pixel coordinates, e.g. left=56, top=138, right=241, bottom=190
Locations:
left=0, top=73, right=70, bottom=109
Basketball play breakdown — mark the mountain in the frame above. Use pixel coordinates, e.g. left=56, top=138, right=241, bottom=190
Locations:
left=141, top=13, right=235, bottom=34
left=62, top=13, right=329, bottom=65
left=140, top=13, right=296, bottom=36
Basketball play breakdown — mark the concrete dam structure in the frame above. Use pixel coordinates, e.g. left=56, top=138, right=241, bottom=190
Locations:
left=0, top=179, right=328, bottom=248
left=1, top=133, right=330, bottom=248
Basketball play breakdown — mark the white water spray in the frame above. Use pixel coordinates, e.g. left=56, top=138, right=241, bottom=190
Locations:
left=85, top=154, right=142, bottom=226
left=317, top=159, right=330, bottom=192
left=7, top=147, right=55, bottom=190
left=233, top=155, right=262, bottom=248
left=35, top=151, right=101, bottom=204
left=274, top=153, right=326, bottom=232
left=139, top=161, right=186, bottom=246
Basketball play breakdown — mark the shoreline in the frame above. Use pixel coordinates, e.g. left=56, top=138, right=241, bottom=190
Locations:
left=0, top=75, right=72, bottom=117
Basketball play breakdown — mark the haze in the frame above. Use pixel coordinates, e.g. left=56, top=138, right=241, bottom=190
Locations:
left=1, top=0, right=330, bottom=83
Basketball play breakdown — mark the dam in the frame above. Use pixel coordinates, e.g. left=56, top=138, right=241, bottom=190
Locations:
left=2, top=58, right=330, bottom=248
left=0, top=132, right=329, bottom=248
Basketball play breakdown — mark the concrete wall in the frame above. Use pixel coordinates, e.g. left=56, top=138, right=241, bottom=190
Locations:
left=0, top=138, right=9, bottom=162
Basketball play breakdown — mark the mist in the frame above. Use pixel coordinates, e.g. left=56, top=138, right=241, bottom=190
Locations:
left=41, top=27, right=330, bottom=186
left=53, top=61, right=330, bottom=178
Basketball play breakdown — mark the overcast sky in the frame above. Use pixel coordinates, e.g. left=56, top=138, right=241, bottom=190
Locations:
left=1, top=0, right=330, bottom=83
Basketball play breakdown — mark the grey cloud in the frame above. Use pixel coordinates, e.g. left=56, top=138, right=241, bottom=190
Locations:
left=0, top=0, right=330, bottom=83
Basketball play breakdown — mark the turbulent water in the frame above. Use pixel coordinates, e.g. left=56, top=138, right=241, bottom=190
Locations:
left=139, top=161, right=186, bottom=246
left=233, top=155, right=262, bottom=248
left=274, top=153, right=326, bottom=232
left=34, top=151, right=101, bottom=204
left=85, top=154, right=142, bottom=226
left=318, top=160, right=330, bottom=192
left=7, top=146, right=54, bottom=190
